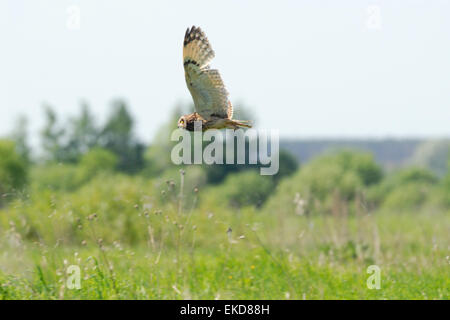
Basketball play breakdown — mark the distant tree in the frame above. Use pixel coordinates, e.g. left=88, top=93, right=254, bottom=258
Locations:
left=446, top=156, right=450, bottom=187
left=144, top=106, right=182, bottom=176
left=273, top=149, right=299, bottom=182
left=443, top=157, right=450, bottom=206
left=39, top=100, right=145, bottom=172
left=203, top=136, right=259, bottom=184
left=66, top=102, right=99, bottom=156
left=336, top=150, right=383, bottom=186
left=41, top=104, right=96, bottom=163
left=0, top=140, right=28, bottom=203
left=41, top=105, right=67, bottom=162
left=99, top=99, right=144, bottom=173
left=11, top=115, right=31, bottom=163
left=204, top=142, right=299, bottom=184
left=410, top=140, right=450, bottom=177
left=53, top=102, right=101, bottom=163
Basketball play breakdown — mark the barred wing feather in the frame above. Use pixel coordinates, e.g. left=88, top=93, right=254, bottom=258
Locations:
left=183, top=26, right=231, bottom=119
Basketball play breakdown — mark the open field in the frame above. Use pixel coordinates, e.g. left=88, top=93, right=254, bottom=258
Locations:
left=1, top=171, right=448, bottom=300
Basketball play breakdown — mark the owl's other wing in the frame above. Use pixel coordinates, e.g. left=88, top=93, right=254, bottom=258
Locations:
left=183, top=26, right=229, bottom=119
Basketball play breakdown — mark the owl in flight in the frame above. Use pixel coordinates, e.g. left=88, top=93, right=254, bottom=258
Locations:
left=178, top=26, right=252, bottom=131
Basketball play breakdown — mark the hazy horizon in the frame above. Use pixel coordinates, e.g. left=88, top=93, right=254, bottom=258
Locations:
left=1, top=1, right=449, bottom=149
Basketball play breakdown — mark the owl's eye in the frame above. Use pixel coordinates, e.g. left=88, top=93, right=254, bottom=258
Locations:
left=180, top=119, right=185, bottom=124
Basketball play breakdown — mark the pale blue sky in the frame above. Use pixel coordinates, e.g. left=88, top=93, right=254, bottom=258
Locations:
left=1, top=0, right=449, bottom=148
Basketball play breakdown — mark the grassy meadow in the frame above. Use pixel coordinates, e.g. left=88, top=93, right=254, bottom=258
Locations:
left=0, top=105, right=449, bottom=300
left=0, top=166, right=449, bottom=300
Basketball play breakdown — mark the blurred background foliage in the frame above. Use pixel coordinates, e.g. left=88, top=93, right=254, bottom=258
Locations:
left=0, top=139, right=28, bottom=204
left=0, top=101, right=448, bottom=300
left=0, top=100, right=449, bottom=232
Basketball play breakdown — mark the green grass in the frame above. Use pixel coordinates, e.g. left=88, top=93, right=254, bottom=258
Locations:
left=0, top=243, right=448, bottom=300
left=0, top=172, right=448, bottom=300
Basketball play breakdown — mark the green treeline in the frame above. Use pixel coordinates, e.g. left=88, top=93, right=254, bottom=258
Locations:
left=0, top=100, right=449, bottom=213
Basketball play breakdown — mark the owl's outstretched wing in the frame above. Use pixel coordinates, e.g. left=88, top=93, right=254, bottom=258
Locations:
left=183, top=26, right=231, bottom=120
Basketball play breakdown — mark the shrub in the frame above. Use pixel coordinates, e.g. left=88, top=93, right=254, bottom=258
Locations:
left=264, top=150, right=382, bottom=215
left=382, top=181, right=436, bottom=210
left=274, top=150, right=299, bottom=182
left=78, top=147, right=118, bottom=176
left=2, top=174, right=154, bottom=245
left=31, top=164, right=81, bottom=191
left=367, top=167, right=440, bottom=209
left=220, top=170, right=274, bottom=208
left=0, top=140, right=28, bottom=200
left=439, top=172, right=450, bottom=207
left=32, top=148, right=117, bottom=192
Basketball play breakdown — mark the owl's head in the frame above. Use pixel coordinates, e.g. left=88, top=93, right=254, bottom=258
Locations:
left=178, top=113, right=199, bottom=131
left=177, top=115, right=187, bottom=129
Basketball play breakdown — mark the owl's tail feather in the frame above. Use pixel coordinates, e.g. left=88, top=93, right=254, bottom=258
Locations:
left=229, top=119, right=252, bottom=129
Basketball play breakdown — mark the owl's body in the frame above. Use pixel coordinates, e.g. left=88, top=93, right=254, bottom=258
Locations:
left=180, top=112, right=249, bottom=131
left=178, top=26, right=252, bottom=131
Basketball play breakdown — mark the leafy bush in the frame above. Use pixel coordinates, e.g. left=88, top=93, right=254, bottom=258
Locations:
left=78, top=147, right=118, bottom=176
left=144, top=144, right=174, bottom=177
left=439, top=171, right=450, bottom=207
left=0, top=140, right=28, bottom=199
left=219, top=170, right=274, bottom=208
left=31, top=164, right=82, bottom=191
left=264, top=150, right=382, bottom=215
left=367, top=167, right=440, bottom=209
left=3, top=174, right=154, bottom=245
left=381, top=182, right=436, bottom=210
left=1, top=168, right=208, bottom=246
left=32, top=148, right=118, bottom=192
left=274, top=150, right=299, bottom=182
